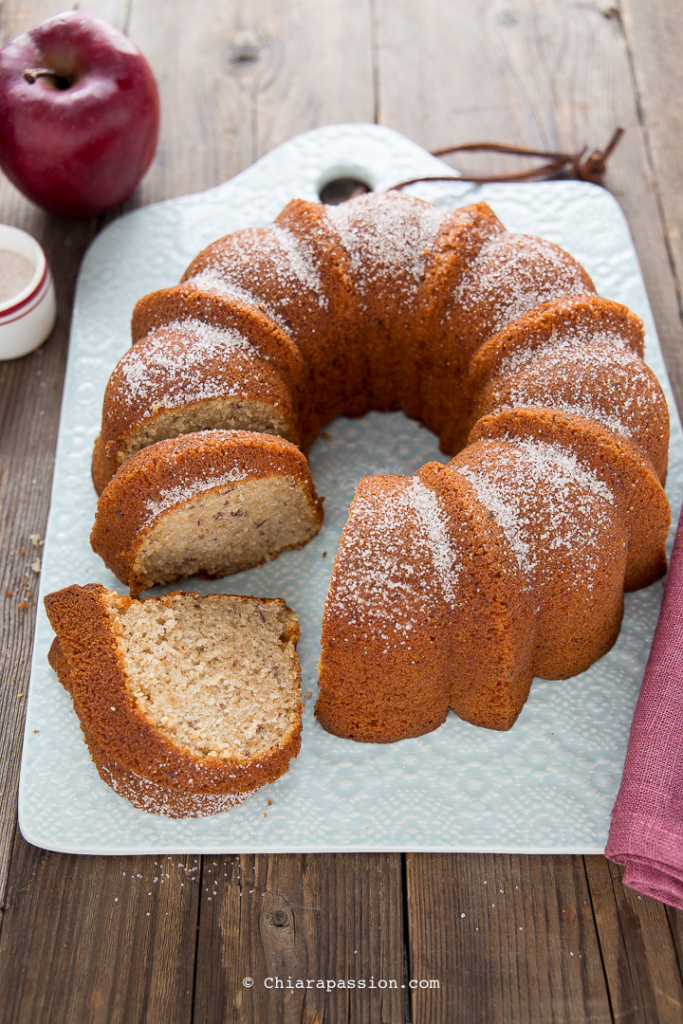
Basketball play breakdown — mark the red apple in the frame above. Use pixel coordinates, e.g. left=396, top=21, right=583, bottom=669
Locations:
left=0, top=11, right=160, bottom=218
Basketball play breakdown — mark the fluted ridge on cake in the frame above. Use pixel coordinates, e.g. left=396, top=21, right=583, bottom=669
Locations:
left=448, top=435, right=628, bottom=680
left=93, top=317, right=302, bottom=494
left=48, top=637, right=255, bottom=817
left=469, top=407, right=669, bottom=590
left=471, top=336, right=669, bottom=483
left=316, top=463, right=536, bottom=739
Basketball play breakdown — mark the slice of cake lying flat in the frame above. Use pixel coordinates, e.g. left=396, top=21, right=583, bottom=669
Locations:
left=44, top=584, right=302, bottom=817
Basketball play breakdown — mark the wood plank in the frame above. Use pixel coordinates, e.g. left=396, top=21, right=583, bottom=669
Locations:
left=620, top=0, right=683, bottom=313
left=252, top=0, right=375, bottom=160
left=0, top=6, right=391, bottom=1024
left=0, top=3, right=242, bottom=1019
left=0, top=832, right=199, bottom=1024
left=0, top=210, right=96, bottom=908
left=666, top=903, right=683, bottom=982
left=406, top=854, right=612, bottom=1023
left=0, top=0, right=144, bottom=922
left=1, top=3, right=680, bottom=1024
left=585, top=856, right=683, bottom=1024
left=0, top=0, right=110, bottom=917
left=193, top=853, right=405, bottom=1024
left=128, top=5, right=395, bottom=1023
left=128, top=0, right=374, bottom=207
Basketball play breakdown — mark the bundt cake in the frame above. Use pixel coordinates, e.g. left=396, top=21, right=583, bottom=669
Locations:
left=44, top=585, right=303, bottom=817
left=89, top=190, right=670, bottom=737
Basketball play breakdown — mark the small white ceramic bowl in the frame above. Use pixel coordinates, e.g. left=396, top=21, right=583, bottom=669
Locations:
left=0, top=224, right=57, bottom=360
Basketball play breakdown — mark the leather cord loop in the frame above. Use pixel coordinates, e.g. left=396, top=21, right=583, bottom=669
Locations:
left=388, top=127, right=625, bottom=190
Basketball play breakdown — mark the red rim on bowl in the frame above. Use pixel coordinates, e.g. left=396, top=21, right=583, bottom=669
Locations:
left=0, top=261, right=50, bottom=324
left=0, top=225, right=56, bottom=359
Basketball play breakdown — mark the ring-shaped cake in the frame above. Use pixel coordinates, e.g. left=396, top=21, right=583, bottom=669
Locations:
left=89, top=192, right=670, bottom=738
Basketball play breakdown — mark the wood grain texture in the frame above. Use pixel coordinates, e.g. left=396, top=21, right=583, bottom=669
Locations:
left=0, top=4, right=398, bottom=1024
left=406, top=854, right=612, bottom=1023
left=620, top=0, right=683, bottom=315
left=585, top=856, right=683, bottom=1024
left=0, top=0, right=136, bottom=924
left=0, top=835, right=199, bottom=1024
left=666, top=902, right=683, bottom=985
left=128, top=0, right=374, bottom=206
left=376, top=2, right=683, bottom=1020
left=194, top=854, right=404, bottom=1023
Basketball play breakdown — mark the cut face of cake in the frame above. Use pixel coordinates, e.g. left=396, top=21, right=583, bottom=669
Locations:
left=90, top=430, right=324, bottom=596
left=44, top=585, right=303, bottom=817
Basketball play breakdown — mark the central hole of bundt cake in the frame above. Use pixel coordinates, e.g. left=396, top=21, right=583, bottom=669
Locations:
left=108, top=593, right=300, bottom=760
left=318, top=177, right=371, bottom=205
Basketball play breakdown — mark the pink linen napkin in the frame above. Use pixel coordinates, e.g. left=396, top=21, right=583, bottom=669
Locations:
left=606, top=499, right=683, bottom=909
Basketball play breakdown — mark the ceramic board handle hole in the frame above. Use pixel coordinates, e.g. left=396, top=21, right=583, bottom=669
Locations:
left=319, top=178, right=371, bottom=205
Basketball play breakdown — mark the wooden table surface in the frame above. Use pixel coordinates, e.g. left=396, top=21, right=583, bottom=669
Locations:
left=1, top=1, right=682, bottom=1020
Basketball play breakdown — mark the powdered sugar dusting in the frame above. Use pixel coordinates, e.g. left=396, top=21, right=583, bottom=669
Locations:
left=455, top=234, right=593, bottom=334
left=271, top=227, right=328, bottom=307
left=457, top=466, right=532, bottom=572
left=404, top=479, right=459, bottom=604
left=198, top=225, right=327, bottom=314
left=183, top=272, right=292, bottom=336
left=329, top=477, right=461, bottom=632
left=512, top=438, right=615, bottom=504
left=488, top=342, right=660, bottom=441
left=498, top=329, right=629, bottom=375
left=326, top=192, right=444, bottom=293
left=114, top=321, right=263, bottom=416
left=103, top=762, right=254, bottom=818
left=143, top=467, right=249, bottom=524
left=457, top=438, right=615, bottom=582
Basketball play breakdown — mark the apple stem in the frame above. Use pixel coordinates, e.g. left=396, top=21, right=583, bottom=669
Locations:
left=23, top=68, right=72, bottom=89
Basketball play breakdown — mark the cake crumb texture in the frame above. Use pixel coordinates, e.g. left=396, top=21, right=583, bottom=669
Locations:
left=44, top=585, right=302, bottom=817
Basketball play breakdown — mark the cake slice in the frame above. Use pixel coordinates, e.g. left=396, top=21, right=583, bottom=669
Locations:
left=44, top=585, right=303, bottom=817
left=92, top=314, right=303, bottom=495
left=91, top=429, right=324, bottom=596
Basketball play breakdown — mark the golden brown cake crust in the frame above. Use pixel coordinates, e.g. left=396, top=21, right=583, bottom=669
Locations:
left=471, top=336, right=670, bottom=484
left=315, top=465, right=537, bottom=740
left=45, top=584, right=302, bottom=800
left=48, top=638, right=255, bottom=823
left=49, top=639, right=257, bottom=818
left=90, top=284, right=307, bottom=494
left=131, top=282, right=305, bottom=384
left=469, top=294, right=644, bottom=376
left=94, top=325, right=301, bottom=496
left=181, top=216, right=349, bottom=442
left=470, top=407, right=670, bottom=591
left=451, top=434, right=628, bottom=680
left=90, top=429, right=323, bottom=595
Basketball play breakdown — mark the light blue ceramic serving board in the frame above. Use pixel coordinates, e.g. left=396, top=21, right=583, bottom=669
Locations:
left=18, top=123, right=683, bottom=854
